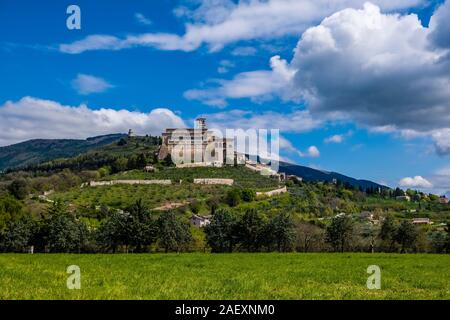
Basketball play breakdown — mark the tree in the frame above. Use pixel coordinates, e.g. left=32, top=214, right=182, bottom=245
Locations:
left=8, top=179, right=28, bottom=200
left=236, top=209, right=266, bottom=252
left=113, top=157, right=128, bottom=172
left=47, top=213, right=85, bottom=253
left=428, top=231, right=447, bottom=253
left=157, top=211, right=192, bottom=253
left=96, top=211, right=131, bottom=253
left=0, top=216, right=34, bottom=252
left=117, top=138, right=127, bottom=146
left=446, top=223, right=450, bottom=253
left=326, top=215, right=354, bottom=252
left=394, top=221, right=418, bottom=253
left=136, top=153, right=147, bottom=169
left=379, top=215, right=397, bottom=252
left=267, top=212, right=295, bottom=252
left=0, top=195, right=23, bottom=233
left=204, top=209, right=237, bottom=252
left=241, top=189, right=256, bottom=202
left=296, top=222, right=325, bottom=252
left=226, top=189, right=241, bottom=207
left=394, top=187, right=405, bottom=197
left=127, top=199, right=157, bottom=252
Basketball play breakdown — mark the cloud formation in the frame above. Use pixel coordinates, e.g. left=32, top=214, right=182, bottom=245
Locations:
left=135, top=13, right=152, bottom=26
left=186, top=2, right=450, bottom=155
left=0, top=97, right=185, bottom=147
left=399, top=176, right=433, bottom=188
left=184, top=55, right=296, bottom=107
left=59, top=0, right=423, bottom=54
left=71, top=74, right=113, bottom=95
left=203, top=108, right=321, bottom=133
left=324, top=131, right=353, bottom=144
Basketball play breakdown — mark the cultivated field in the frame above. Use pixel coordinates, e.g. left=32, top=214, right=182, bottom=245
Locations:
left=0, top=253, right=448, bottom=300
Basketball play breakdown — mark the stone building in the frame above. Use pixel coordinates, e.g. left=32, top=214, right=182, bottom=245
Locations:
left=158, top=118, right=235, bottom=166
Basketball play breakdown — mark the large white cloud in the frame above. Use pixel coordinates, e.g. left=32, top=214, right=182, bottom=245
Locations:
left=399, top=176, right=433, bottom=188
left=291, top=2, right=450, bottom=130
left=59, top=0, right=424, bottom=54
left=186, top=1, right=450, bottom=155
left=0, top=97, right=185, bottom=147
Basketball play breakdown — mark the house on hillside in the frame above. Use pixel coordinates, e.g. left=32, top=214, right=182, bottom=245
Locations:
left=143, top=165, right=156, bottom=172
left=158, top=117, right=236, bottom=167
left=396, top=195, right=411, bottom=202
left=190, top=214, right=212, bottom=227
left=439, top=196, right=449, bottom=204
left=412, top=218, right=432, bottom=225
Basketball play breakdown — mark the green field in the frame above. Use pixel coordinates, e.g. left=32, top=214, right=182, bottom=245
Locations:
left=0, top=253, right=448, bottom=300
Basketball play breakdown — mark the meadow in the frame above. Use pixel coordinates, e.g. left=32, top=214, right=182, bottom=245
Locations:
left=0, top=253, right=448, bottom=300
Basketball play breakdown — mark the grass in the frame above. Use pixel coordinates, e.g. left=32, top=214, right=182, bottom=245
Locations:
left=107, top=166, right=280, bottom=190
left=49, top=184, right=230, bottom=210
left=0, top=253, right=448, bottom=300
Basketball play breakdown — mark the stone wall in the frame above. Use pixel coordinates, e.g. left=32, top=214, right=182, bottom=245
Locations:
left=256, top=186, right=287, bottom=197
left=89, top=180, right=172, bottom=187
left=193, top=178, right=234, bottom=186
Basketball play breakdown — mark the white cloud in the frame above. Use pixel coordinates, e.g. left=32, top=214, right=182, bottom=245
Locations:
left=185, top=2, right=450, bottom=155
left=59, top=0, right=424, bottom=54
left=217, top=59, right=235, bottom=74
left=71, top=74, right=113, bottom=95
left=431, top=128, right=450, bottom=155
left=0, top=97, right=185, bottom=147
left=231, top=46, right=257, bottom=56
left=135, top=13, right=152, bottom=26
left=290, top=2, right=450, bottom=154
left=324, top=134, right=344, bottom=144
left=279, top=137, right=320, bottom=158
left=204, top=109, right=322, bottom=133
left=324, top=131, right=353, bottom=143
left=305, top=145, right=320, bottom=157
left=399, top=176, right=433, bottom=188
left=184, top=55, right=296, bottom=106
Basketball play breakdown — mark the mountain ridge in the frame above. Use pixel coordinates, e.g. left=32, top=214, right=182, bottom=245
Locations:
left=1, top=134, right=387, bottom=190
left=0, top=134, right=126, bottom=171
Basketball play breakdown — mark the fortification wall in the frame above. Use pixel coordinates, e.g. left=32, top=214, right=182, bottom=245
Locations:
left=193, top=178, right=234, bottom=186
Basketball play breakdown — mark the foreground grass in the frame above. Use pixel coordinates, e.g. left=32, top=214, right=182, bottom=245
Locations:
left=0, top=253, right=448, bottom=300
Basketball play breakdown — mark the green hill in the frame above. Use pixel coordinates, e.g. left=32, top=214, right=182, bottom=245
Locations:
left=0, top=134, right=125, bottom=171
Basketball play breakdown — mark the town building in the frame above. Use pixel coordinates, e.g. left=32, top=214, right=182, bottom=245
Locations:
left=190, top=215, right=212, bottom=228
left=396, top=195, right=411, bottom=202
left=439, top=196, right=449, bottom=204
left=412, top=218, right=432, bottom=225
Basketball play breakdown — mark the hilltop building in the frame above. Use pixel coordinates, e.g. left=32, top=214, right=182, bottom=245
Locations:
left=158, top=118, right=236, bottom=167
left=439, top=196, right=449, bottom=204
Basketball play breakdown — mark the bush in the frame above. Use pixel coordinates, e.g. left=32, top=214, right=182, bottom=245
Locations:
left=8, top=179, right=28, bottom=200
left=226, top=189, right=241, bottom=207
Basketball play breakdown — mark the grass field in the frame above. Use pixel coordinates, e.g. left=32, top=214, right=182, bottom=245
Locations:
left=0, top=253, right=448, bottom=300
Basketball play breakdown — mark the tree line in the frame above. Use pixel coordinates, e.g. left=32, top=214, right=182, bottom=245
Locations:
left=2, top=195, right=449, bottom=254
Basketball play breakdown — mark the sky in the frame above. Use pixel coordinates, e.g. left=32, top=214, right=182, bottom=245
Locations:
left=0, top=0, right=449, bottom=195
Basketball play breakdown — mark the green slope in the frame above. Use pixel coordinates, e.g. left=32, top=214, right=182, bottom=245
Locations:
left=0, top=134, right=125, bottom=171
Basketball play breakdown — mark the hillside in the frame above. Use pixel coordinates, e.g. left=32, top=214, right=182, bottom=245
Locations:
left=0, top=134, right=126, bottom=171
left=279, top=162, right=386, bottom=191
left=1, top=133, right=386, bottom=190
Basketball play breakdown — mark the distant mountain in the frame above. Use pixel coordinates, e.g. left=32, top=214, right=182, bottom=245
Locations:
left=278, top=161, right=387, bottom=191
left=0, top=134, right=126, bottom=171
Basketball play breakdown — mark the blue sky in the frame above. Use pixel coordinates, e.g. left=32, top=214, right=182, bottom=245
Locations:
left=0, top=0, right=449, bottom=194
